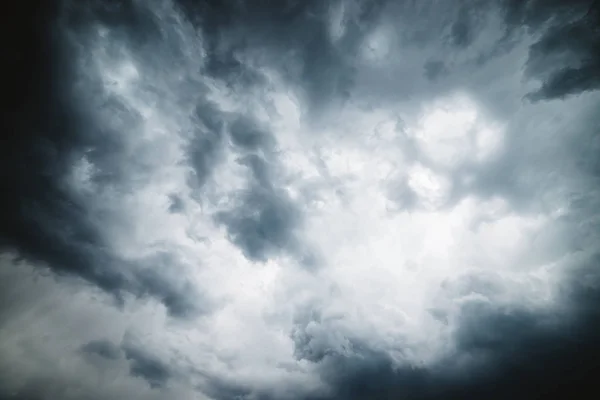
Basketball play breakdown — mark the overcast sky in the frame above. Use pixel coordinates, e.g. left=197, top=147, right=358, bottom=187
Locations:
left=2, top=0, right=600, bottom=399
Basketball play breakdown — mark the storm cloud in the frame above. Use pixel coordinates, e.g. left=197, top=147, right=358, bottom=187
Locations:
left=2, top=0, right=600, bottom=399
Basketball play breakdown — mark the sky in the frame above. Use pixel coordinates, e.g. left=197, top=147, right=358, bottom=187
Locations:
left=2, top=0, right=600, bottom=399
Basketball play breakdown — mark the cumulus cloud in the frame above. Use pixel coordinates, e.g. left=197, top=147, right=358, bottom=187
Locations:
left=2, top=0, right=600, bottom=399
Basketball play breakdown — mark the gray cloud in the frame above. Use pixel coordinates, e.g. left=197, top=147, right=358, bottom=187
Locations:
left=81, top=340, right=122, bottom=360
left=229, top=117, right=274, bottom=151
left=215, top=154, right=311, bottom=265
left=1, top=0, right=211, bottom=319
left=122, top=343, right=173, bottom=389
left=423, top=60, right=448, bottom=82
left=286, top=266, right=600, bottom=400
left=450, top=9, right=475, bottom=49
left=2, top=0, right=600, bottom=399
left=134, top=258, right=207, bottom=318
left=184, top=0, right=386, bottom=118
left=188, top=102, right=227, bottom=190
left=511, top=0, right=600, bottom=100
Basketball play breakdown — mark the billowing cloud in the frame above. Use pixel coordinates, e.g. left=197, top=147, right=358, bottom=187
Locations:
left=2, top=0, right=600, bottom=399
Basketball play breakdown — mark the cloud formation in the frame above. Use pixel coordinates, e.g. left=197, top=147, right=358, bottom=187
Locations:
left=2, top=0, right=600, bottom=399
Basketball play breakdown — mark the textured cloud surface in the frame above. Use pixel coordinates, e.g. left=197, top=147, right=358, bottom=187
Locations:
left=2, top=0, right=600, bottom=399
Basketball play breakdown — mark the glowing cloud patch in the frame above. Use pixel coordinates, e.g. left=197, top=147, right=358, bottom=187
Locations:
left=410, top=93, right=505, bottom=167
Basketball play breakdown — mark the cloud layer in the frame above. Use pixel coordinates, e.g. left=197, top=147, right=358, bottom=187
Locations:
left=2, top=0, right=600, bottom=399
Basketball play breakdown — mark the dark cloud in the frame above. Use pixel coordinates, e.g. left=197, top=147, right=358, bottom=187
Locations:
left=215, top=154, right=307, bottom=264
left=188, top=102, right=227, bottom=190
left=168, top=195, right=185, bottom=213
left=229, top=117, right=274, bottom=151
left=122, top=343, right=172, bottom=389
left=134, top=256, right=207, bottom=318
left=288, top=311, right=438, bottom=400
left=188, top=108, right=277, bottom=193
left=423, top=60, right=448, bottom=82
left=439, top=282, right=600, bottom=399
left=508, top=0, right=600, bottom=100
left=319, top=354, right=433, bottom=400
left=450, top=10, right=475, bottom=48
left=0, top=0, right=121, bottom=294
left=179, top=0, right=386, bottom=117
left=63, top=0, right=162, bottom=43
left=291, top=275, right=600, bottom=400
left=81, top=339, right=122, bottom=360
left=529, top=63, right=600, bottom=101
left=0, top=0, right=205, bottom=319
left=196, top=377, right=254, bottom=400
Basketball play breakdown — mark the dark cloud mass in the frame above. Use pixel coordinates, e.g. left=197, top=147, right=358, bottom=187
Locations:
left=1, top=0, right=600, bottom=399
left=81, top=339, right=122, bottom=360
left=121, top=342, right=173, bottom=389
